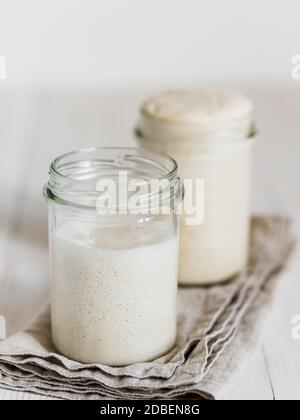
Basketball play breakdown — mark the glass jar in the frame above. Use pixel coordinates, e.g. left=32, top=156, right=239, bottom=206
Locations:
left=43, top=147, right=183, bottom=366
left=136, top=90, right=256, bottom=286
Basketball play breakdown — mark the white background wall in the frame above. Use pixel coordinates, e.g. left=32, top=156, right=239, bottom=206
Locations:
left=0, top=0, right=299, bottom=225
left=0, top=0, right=299, bottom=86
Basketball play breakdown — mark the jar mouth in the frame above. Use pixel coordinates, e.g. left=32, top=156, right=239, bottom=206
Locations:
left=44, top=147, right=183, bottom=213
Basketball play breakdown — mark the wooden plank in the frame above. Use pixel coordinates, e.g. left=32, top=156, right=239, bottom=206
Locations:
left=262, top=245, right=300, bottom=401
left=0, top=90, right=33, bottom=280
left=219, top=346, right=274, bottom=400
left=0, top=390, right=55, bottom=400
left=0, top=89, right=39, bottom=332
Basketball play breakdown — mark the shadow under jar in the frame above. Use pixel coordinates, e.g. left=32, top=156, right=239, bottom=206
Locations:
left=43, top=147, right=183, bottom=366
left=136, top=89, right=256, bottom=286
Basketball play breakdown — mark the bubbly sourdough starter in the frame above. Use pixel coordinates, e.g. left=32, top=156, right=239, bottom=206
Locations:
left=138, top=89, right=254, bottom=285
left=177, top=146, right=251, bottom=284
left=50, top=222, right=178, bottom=366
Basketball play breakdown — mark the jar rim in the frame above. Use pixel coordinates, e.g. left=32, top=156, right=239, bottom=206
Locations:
left=50, top=146, right=179, bottom=184
left=44, top=146, right=183, bottom=213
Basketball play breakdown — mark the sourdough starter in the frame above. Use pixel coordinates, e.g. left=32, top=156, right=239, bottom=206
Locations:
left=50, top=222, right=178, bottom=365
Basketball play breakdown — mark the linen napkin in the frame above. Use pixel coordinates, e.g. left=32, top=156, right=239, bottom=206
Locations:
left=0, top=216, right=295, bottom=400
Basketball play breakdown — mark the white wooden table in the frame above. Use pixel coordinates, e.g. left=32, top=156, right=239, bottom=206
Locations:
left=0, top=84, right=299, bottom=400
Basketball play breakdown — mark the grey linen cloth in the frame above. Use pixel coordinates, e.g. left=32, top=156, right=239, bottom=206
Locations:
left=0, top=216, right=295, bottom=400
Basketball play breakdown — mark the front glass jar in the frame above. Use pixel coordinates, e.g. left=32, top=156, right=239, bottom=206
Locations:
left=137, top=89, right=256, bottom=286
left=43, top=147, right=183, bottom=366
